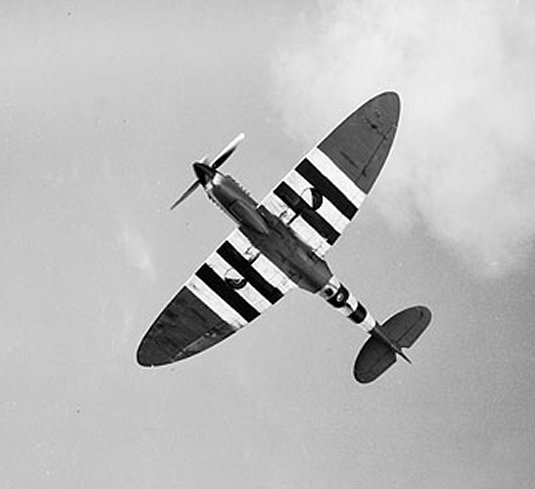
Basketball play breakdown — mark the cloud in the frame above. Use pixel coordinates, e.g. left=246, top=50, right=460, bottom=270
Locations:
left=271, top=0, right=535, bottom=276
left=117, top=225, right=156, bottom=283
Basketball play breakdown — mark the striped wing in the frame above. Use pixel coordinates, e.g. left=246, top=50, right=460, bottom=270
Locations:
left=137, top=229, right=296, bottom=366
left=261, top=92, right=400, bottom=256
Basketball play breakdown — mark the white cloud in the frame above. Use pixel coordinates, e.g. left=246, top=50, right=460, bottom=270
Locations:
left=117, top=225, right=156, bottom=283
left=272, top=0, right=535, bottom=276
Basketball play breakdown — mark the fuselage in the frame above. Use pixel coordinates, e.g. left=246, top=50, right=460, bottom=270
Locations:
left=194, top=162, right=377, bottom=333
left=205, top=171, right=270, bottom=235
left=201, top=165, right=332, bottom=293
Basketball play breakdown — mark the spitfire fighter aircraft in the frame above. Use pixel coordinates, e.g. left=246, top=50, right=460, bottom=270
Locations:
left=137, top=92, right=431, bottom=383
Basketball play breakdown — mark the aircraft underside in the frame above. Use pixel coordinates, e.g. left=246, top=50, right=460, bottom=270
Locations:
left=137, top=92, right=432, bottom=383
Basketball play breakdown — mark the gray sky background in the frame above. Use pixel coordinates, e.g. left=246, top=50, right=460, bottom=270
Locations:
left=2, top=0, right=535, bottom=488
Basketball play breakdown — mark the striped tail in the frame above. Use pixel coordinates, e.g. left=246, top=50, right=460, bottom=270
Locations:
left=318, top=276, right=377, bottom=332
left=318, top=277, right=432, bottom=383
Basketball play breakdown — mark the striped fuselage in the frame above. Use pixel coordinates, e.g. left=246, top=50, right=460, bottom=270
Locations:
left=202, top=167, right=377, bottom=333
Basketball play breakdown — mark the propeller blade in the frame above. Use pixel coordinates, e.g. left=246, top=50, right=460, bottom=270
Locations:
left=210, top=133, right=245, bottom=170
left=169, top=180, right=201, bottom=210
left=169, top=135, right=243, bottom=211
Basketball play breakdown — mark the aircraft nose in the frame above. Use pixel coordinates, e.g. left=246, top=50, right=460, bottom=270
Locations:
left=193, top=162, right=214, bottom=185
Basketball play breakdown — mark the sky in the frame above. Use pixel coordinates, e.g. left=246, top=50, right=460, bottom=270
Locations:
left=1, top=0, right=535, bottom=488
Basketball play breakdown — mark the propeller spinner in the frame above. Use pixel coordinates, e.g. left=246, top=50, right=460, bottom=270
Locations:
left=169, top=133, right=245, bottom=211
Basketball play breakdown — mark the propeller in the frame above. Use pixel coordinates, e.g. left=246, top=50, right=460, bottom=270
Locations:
left=169, top=179, right=201, bottom=211
left=169, top=134, right=245, bottom=211
left=210, top=133, right=245, bottom=170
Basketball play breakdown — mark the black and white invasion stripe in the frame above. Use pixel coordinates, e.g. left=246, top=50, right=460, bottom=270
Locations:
left=262, top=147, right=367, bottom=256
left=186, top=229, right=296, bottom=329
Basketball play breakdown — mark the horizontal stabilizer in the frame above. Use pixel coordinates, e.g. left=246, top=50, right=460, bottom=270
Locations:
left=381, top=306, right=431, bottom=348
left=354, top=306, right=431, bottom=383
left=354, top=337, right=397, bottom=383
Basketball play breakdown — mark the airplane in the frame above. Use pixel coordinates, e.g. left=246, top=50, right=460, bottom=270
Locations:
left=136, top=92, right=431, bottom=383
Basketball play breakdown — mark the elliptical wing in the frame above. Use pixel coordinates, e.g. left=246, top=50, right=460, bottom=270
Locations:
left=137, top=228, right=296, bottom=366
left=260, top=92, right=400, bottom=256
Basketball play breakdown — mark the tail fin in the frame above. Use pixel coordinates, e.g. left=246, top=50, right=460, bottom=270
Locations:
left=354, top=306, right=431, bottom=383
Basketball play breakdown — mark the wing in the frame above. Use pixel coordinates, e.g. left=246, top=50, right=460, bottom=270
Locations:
left=261, top=91, right=400, bottom=256
left=137, top=229, right=296, bottom=366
